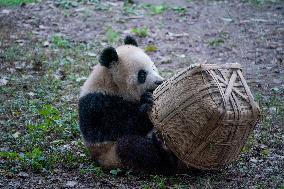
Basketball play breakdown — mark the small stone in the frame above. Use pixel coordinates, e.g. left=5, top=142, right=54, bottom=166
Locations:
left=8, top=181, right=21, bottom=187
left=273, top=79, right=282, bottom=84
left=250, top=158, right=258, bottom=163
left=53, top=69, right=66, bottom=80
left=271, top=87, right=280, bottom=92
left=0, top=147, right=9, bottom=151
left=39, top=25, right=48, bottom=29
left=269, top=107, right=277, bottom=113
left=18, top=172, right=29, bottom=178
left=43, top=41, right=50, bottom=47
left=1, top=9, right=10, bottom=14
left=265, top=168, right=273, bottom=172
left=8, top=68, right=16, bottom=73
left=15, top=62, right=26, bottom=71
left=160, top=56, right=172, bottom=64
left=66, top=181, right=78, bottom=187
left=221, top=17, right=233, bottom=22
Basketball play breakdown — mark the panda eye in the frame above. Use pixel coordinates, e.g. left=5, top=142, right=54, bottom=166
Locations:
left=138, top=70, right=147, bottom=84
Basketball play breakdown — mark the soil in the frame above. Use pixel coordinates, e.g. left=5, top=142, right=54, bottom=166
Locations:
left=0, top=0, right=283, bottom=188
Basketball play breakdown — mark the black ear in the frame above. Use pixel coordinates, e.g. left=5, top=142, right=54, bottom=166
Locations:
left=99, top=47, right=119, bottom=68
left=124, top=36, right=138, bottom=47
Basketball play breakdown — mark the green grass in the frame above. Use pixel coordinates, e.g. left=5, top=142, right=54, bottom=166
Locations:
left=144, top=44, right=158, bottom=52
left=172, top=6, right=187, bottom=14
left=207, top=32, right=229, bottom=47
left=240, top=91, right=284, bottom=158
left=0, top=36, right=100, bottom=175
left=141, top=3, right=188, bottom=15
left=122, top=1, right=139, bottom=15
left=247, top=0, right=282, bottom=5
left=0, top=0, right=36, bottom=6
left=53, top=0, right=109, bottom=10
left=131, top=27, right=149, bottom=37
left=110, top=168, right=122, bottom=176
left=80, top=164, right=104, bottom=176
left=54, top=0, right=79, bottom=9
left=0, top=45, right=24, bottom=62
left=151, top=175, right=167, bottom=189
left=51, top=35, right=71, bottom=49
left=142, top=4, right=168, bottom=15
left=256, top=93, right=284, bottom=126
left=106, top=27, right=120, bottom=43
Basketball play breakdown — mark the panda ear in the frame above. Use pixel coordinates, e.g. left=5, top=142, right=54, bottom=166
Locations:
left=124, top=36, right=138, bottom=47
left=99, top=47, right=119, bottom=68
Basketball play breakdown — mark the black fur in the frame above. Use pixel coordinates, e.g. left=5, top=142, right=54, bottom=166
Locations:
left=124, top=36, right=138, bottom=47
left=116, top=135, right=178, bottom=173
left=138, top=69, right=147, bottom=84
left=79, top=39, right=182, bottom=173
left=99, top=47, right=119, bottom=68
left=79, top=92, right=153, bottom=143
left=139, top=92, right=153, bottom=113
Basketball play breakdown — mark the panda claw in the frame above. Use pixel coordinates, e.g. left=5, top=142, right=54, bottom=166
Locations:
left=140, top=92, right=154, bottom=104
left=138, top=104, right=148, bottom=113
left=139, top=92, right=154, bottom=113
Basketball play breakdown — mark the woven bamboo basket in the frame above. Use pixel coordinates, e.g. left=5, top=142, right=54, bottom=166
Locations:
left=149, top=63, right=260, bottom=170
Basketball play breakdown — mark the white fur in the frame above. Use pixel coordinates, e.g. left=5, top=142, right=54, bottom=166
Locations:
left=80, top=45, right=163, bottom=101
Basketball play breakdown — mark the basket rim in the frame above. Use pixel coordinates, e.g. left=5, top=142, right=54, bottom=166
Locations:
left=198, top=63, right=242, bottom=70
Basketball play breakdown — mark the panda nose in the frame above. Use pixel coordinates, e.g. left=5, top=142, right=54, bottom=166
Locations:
left=155, top=80, right=163, bottom=85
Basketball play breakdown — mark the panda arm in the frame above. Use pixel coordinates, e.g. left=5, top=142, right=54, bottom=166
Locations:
left=79, top=92, right=153, bottom=143
left=138, top=92, right=154, bottom=113
left=106, top=94, right=153, bottom=136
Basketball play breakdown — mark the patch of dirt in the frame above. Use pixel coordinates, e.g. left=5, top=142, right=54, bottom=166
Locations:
left=5, top=0, right=284, bottom=91
left=1, top=0, right=283, bottom=188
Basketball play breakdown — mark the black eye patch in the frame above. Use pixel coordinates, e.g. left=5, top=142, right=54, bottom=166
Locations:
left=138, top=70, right=147, bottom=84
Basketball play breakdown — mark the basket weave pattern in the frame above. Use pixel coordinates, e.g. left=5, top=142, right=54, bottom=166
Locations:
left=150, top=64, right=260, bottom=170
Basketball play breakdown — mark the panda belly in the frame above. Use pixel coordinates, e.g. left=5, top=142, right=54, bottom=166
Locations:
left=79, top=92, right=179, bottom=172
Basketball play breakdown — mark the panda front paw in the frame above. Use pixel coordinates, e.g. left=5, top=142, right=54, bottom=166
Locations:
left=139, top=92, right=154, bottom=113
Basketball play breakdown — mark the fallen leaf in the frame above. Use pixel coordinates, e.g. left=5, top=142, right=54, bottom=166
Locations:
left=0, top=78, right=8, bottom=86
left=86, top=52, right=97, bottom=57
left=12, top=131, right=21, bottom=138
left=27, top=92, right=35, bottom=97
left=76, top=77, right=87, bottom=82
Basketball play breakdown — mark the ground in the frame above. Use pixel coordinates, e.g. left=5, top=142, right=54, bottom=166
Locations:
left=0, top=0, right=283, bottom=188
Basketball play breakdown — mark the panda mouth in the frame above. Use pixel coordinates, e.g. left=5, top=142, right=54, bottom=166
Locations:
left=147, top=83, right=162, bottom=93
left=147, top=86, right=159, bottom=93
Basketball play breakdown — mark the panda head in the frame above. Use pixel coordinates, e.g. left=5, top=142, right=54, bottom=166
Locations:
left=99, top=36, right=164, bottom=101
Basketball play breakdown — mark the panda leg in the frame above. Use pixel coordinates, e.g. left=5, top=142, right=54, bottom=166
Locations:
left=85, top=141, right=122, bottom=169
left=116, top=135, right=178, bottom=173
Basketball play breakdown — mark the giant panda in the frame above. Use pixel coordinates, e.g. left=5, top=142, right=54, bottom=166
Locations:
left=78, top=36, right=181, bottom=173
